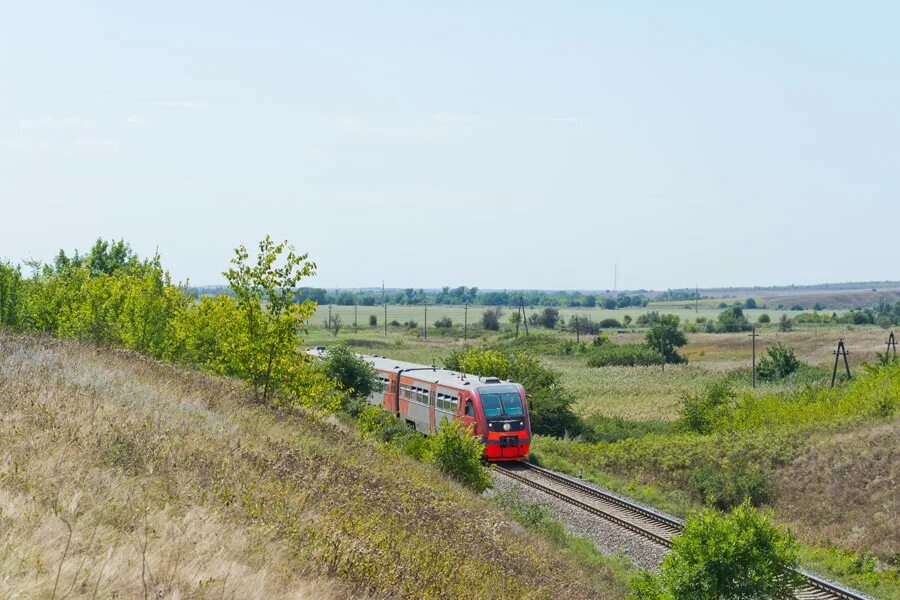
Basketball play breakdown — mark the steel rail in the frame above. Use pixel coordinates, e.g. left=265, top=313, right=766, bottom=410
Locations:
left=494, top=462, right=871, bottom=600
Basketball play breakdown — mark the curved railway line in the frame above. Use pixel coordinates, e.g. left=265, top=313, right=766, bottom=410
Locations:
left=494, top=462, right=872, bottom=600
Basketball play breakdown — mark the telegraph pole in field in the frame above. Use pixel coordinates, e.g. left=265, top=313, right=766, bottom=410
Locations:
left=749, top=326, right=758, bottom=388
left=887, top=331, right=897, bottom=357
left=464, top=304, right=468, bottom=341
left=424, top=302, right=427, bottom=340
left=830, top=338, right=851, bottom=387
left=354, top=304, right=358, bottom=333
left=382, top=281, right=387, bottom=337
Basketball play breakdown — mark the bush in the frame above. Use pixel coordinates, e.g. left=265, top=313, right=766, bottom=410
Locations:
left=369, top=314, right=377, bottom=327
left=323, top=344, right=379, bottom=404
left=425, top=418, right=491, bottom=492
left=598, top=318, right=622, bottom=329
left=635, top=311, right=660, bottom=326
left=389, top=319, right=401, bottom=327
left=591, top=332, right=609, bottom=346
left=744, top=297, right=758, bottom=309
left=680, top=381, right=735, bottom=434
left=403, top=320, right=418, bottom=329
left=778, top=314, right=793, bottom=332
left=434, top=316, right=452, bottom=328
left=622, top=315, right=632, bottom=326
left=569, top=316, right=600, bottom=335
left=716, top=306, right=750, bottom=332
left=757, top=313, right=770, bottom=324
left=482, top=308, right=502, bottom=331
left=756, top=343, right=801, bottom=381
left=587, top=343, right=661, bottom=367
left=632, top=502, right=803, bottom=600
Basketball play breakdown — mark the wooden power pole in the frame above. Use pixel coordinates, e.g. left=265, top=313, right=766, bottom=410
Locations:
left=830, top=338, right=851, bottom=388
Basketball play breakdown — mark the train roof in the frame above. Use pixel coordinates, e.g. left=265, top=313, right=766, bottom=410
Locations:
left=306, top=347, right=518, bottom=390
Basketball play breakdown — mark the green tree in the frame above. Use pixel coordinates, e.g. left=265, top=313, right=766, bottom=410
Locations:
left=323, top=344, right=379, bottom=400
left=717, top=306, right=750, bottom=332
left=426, top=418, right=491, bottom=492
left=0, top=261, right=24, bottom=327
left=633, top=502, right=804, bottom=600
left=757, top=313, right=771, bottom=324
left=645, top=314, right=687, bottom=363
left=224, top=235, right=317, bottom=403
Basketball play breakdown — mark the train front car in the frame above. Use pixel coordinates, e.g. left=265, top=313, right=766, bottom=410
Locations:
left=474, top=382, right=531, bottom=460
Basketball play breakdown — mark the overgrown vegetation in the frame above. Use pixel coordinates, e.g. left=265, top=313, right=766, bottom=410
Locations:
left=756, top=343, right=801, bottom=381
left=633, top=502, right=804, bottom=600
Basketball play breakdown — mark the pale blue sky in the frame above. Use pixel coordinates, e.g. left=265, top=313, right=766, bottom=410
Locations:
left=2, top=2, right=898, bottom=289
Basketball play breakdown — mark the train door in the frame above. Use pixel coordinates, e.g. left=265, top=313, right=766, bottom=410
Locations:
left=460, top=391, right=478, bottom=435
left=428, top=385, right=436, bottom=432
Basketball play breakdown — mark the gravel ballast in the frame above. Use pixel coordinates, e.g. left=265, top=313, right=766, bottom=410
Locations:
left=489, top=471, right=668, bottom=571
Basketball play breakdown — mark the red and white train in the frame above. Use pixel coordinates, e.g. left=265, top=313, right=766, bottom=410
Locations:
left=311, top=348, right=531, bottom=461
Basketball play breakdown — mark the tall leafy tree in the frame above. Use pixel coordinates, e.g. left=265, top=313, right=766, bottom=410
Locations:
left=645, top=314, right=687, bottom=363
left=224, top=235, right=317, bottom=403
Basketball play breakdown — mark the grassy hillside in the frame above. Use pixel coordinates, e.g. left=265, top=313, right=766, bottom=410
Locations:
left=0, top=332, right=625, bottom=599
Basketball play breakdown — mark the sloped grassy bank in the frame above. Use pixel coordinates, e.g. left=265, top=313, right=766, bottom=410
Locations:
left=0, top=332, right=626, bottom=599
left=530, top=359, right=900, bottom=598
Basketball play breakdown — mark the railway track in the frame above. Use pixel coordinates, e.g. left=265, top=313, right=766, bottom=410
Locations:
left=494, top=462, right=871, bottom=600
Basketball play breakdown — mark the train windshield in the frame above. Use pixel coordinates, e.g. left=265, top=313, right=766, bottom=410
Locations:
left=478, top=386, right=524, bottom=417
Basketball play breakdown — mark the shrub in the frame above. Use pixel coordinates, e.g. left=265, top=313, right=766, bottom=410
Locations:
left=591, top=332, right=609, bottom=346
left=369, top=314, right=377, bottom=327
left=434, top=316, right=453, bottom=328
left=716, top=306, right=750, bottom=332
left=778, top=314, right=793, bottom=332
left=425, top=418, right=491, bottom=492
left=482, top=308, right=502, bottom=331
left=587, top=343, right=661, bottom=367
left=632, top=502, right=803, bottom=600
left=679, top=381, right=735, bottom=434
left=744, top=297, right=758, bottom=309
left=389, top=319, right=401, bottom=327
left=403, top=320, right=418, bottom=329
left=598, top=318, right=622, bottom=329
left=569, top=316, right=600, bottom=335
left=756, top=343, right=801, bottom=381
left=323, top=344, right=379, bottom=403
left=539, top=307, right=560, bottom=329
left=635, top=311, right=660, bottom=326
left=757, top=313, right=771, bottom=324
left=622, top=315, right=632, bottom=326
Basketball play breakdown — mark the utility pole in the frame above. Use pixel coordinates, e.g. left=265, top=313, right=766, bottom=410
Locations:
left=382, top=281, right=387, bottom=337
left=464, top=304, right=468, bottom=341
left=424, top=302, right=427, bottom=340
left=749, top=326, right=758, bottom=388
left=830, top=338, right=851, bottom=388
left=887, top=331, right=898, bottom=357
left=521, top=296, right=529, bottom=337
left=574, top=316, right=580, bottom=343
left=695, top=285, right=699, bottom=313
left=354, top=304, right=358, bottom=333
left=613, top=262, right=617, bottom=294
left=328, top=304, right=332, bottom=332
left=660, top=336, right=665, bottom=373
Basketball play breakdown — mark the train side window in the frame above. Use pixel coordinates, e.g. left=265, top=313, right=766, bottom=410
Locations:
left=465, top=400, right=475, bottom=417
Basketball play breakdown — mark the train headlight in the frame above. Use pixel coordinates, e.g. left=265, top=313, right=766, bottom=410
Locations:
left=503, top=422, right=511, bottom=431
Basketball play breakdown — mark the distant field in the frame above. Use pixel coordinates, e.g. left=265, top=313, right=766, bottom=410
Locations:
left=309, top=302, right=838, bottom=330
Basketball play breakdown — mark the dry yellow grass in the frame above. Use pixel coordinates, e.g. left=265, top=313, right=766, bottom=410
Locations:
left=772, top=418, right=900, bottom=560
left=0, top=332, right=624, bottom=599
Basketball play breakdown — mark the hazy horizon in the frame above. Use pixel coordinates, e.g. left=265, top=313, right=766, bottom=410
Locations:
left=3, top=2, right=898, bottom=290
